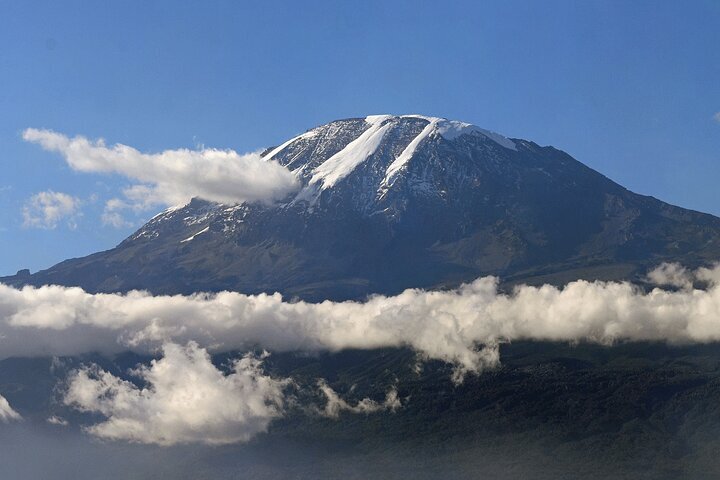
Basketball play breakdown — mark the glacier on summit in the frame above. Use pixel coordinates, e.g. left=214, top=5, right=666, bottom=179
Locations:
left=271, top=114, right=517, bottom=199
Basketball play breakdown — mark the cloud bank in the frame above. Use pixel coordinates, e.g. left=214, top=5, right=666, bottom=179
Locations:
left=22, top=190, right=82, bottom=229
left=3, top=263, right=720, bottom=445
left=2, top=264, right=720, bottom=377
left=22, top=129, right=299, bottom=215
left=64, top=342, right=286, bottom=445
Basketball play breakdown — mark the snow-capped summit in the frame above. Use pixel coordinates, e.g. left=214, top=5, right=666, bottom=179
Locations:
left=256, top=115, right=521, bottom=212
left=267, top=114, right=516, bottom=191
left=7, top=114, right=720, bottom=301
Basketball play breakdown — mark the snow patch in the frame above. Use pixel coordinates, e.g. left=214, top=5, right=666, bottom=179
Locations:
left=435, top=120, right=516, bottom=150
left=381, top=118, right=440, bottom=190
left=180, top=226, right=210, bottom=243
left=147, top=203, right=186, bottom=223
left=400, top=114, right=444, bottom=123
left=223, top=205, right=244, bottom=213
left=263, top=130, right=319, bottom=161
left=310, top=115, right=393, bottom=189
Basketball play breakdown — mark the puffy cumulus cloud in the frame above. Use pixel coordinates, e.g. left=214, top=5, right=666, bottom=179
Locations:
left=22, top=128, right=300, bottom=212
left=64, top=342, right=287, bottom=446
left=646, top=262, right=694, bottom=290
left=317, top=380, right=401, bottom=418
left=0, top=395, right=21, bottom=422
left=3, top=264, right=720, bottom=378
left=22, top=190, right=82, bottom=229
left=697, top=264, right=720, bottom=286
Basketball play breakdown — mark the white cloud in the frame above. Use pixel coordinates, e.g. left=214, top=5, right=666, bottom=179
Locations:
left=3, top=264, right=720, bottom=379
left=22, top=190, right=82, bottom=229
left=714, top=111, right=720, bottom=123
left=317, top=380, right=401, bottom=418
left=22, top=128, right=299, bottom=213
left=100, top=211, right=134, bottom=229
left=64, top=342, right=287, bottom=446
left=0, top=395, right=21, bottom=422
left=646, top=262, right=693, bottom=289
left=696, top=264, right=720, bottom=285
left=101, top=199, right=135, bottom=228
left=46, top=415, right=69, bottom=426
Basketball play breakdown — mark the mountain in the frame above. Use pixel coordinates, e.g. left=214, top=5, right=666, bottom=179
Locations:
left=5, top=114, right=720, bottom=299
left=5, top=115, right=720, bottom=479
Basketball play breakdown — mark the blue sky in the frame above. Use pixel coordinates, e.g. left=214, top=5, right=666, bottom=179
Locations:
left=1, top=0, right=719, bottom=275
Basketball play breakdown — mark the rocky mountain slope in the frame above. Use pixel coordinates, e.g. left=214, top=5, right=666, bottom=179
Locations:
left=5, top=114, right=720, bottom=299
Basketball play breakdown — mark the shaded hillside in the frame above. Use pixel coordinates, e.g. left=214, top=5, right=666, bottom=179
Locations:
left=4, top=343, right=720, bottom=479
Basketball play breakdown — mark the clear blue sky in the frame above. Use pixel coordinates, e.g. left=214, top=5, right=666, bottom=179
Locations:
left=1, top=0, right=719, bottom=275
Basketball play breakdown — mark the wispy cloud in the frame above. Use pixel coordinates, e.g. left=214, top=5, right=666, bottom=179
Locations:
left=46, top=415, right=68, bottom=426
left=22, top=190, right=82, bottom=229
left=100, top=211, right=134, bottom=229
left=100, top=199, right=135, bottom=228
left=22, top=129, right=299, bottom=215
left=317, top=380, right=401, bottom=418
left=714, top=111, right=720, bottom=123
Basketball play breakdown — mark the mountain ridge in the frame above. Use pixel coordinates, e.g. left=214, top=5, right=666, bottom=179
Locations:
left=4, top=114, right=720, bottom=300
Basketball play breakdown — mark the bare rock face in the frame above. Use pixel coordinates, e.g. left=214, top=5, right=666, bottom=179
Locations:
left=5, top=115, right=720, bottom=300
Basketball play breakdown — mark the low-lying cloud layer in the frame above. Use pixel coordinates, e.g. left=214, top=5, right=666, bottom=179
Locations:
left=4, top=263, right=720, bottom=445
left=2, top=264, right=720, bottom=377
left=22, top=128, right=299, bottom=216
left=65, top=342, right=286, bottom=445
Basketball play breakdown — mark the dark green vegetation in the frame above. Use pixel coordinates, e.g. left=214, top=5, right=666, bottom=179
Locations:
left=4, top=342, right=720, bottom=479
